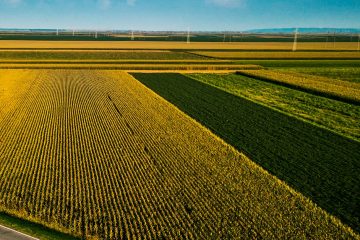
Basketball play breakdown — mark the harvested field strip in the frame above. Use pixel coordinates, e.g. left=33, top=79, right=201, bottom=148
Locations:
left=277, top=67, right=360, bottom=83
left=187, top=73, right=360, bottom=140
left=237, top=70, right=360, bottom=105
left=0, top=60, right=235, bottom=64
left=0, top=70, right=357, bottom=239
left=0, top=50, right=206, bottom=60
left=193, top=51, right=360, bottom=59
left=0, top=64, right=262, bottom=70
left=0, top=49, right=173, bottom=52
left=234, top=60, right=360, bottom=68
left=132, top=73, right=360, bottom=233
left=0, top=40, right=358, bottom=50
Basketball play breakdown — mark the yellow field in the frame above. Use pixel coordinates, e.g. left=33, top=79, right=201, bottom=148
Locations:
left=0, top=63, right=261, bottom=70
left=0, top=69, right=356, bottom=239
left=0, top=40, right=358, bottom=50
left=193, top=51, right=360, bottom=59
left=0, top=59, right=233, bottom=63
left=237, top=69, right=360, bottom=104
left=0, top=49, right=172, bottom=53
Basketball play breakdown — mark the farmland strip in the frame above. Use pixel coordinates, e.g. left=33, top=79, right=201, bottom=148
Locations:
left=187, top=73, right=360, bottom=140
left=236, top=69, right=360, bottom=105
left=193, top=51, right=360, bottom=59
left=132, top=72, right=360, bottom=233
left=0, top=70, right=357, bottom=238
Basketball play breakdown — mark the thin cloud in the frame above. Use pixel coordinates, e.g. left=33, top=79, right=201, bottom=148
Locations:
left=2, top=0, right=23, bottom=6
left=207, top=0, right=246, bottom=8
left=98, top=0, right=111, bottom=9
left=127, top=0, right=136, bottom=6
left=98, top=0, right=136, bottom=9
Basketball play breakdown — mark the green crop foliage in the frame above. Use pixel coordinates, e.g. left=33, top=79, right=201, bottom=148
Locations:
left=187, top=73, right=360, bottom=140
left=132, top=72, right=360, bottom=234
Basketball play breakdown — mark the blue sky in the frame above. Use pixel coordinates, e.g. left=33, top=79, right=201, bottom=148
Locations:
left=0, top=0, right=359, bottom=31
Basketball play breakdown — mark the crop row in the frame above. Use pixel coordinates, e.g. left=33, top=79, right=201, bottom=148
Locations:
left=0, top=70, right=357, bottom=239
left=132, top=72, right=360, bottom=234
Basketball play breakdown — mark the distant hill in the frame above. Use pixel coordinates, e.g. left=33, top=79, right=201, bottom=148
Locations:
left=1, top=27, right=359, bottom=34
left=245, top=28, right=360, bottom=34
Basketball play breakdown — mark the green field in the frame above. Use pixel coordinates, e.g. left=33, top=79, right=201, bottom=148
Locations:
left=186, top=73, right=360, bottom=140
left=132, top=72, right=360, bottom=233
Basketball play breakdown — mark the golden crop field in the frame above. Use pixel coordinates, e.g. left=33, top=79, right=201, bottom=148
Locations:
left=0, top=40, right=358, bottom=50
left=237, top=69, right=360, bottom=104
left=0, top=63, right=261, bottom=70
left=193, top=51, right=360, bottom=59
left=0, top=69, right=356, bottom=239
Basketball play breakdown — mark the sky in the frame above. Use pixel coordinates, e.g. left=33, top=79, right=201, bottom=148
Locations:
left=0, top=0, right=359, bottom=31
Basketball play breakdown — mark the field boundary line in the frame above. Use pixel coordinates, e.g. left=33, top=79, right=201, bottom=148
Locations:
left=0, top=224, right=40, bottom=240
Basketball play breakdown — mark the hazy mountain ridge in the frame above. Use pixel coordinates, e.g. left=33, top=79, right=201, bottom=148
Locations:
left=245, top=28, right=360, bottom=34
left=0, top=28, right=359, bottom=34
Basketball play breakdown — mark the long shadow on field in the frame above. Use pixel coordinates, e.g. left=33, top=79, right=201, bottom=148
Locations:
left=131, top=73, right=360, bottom=233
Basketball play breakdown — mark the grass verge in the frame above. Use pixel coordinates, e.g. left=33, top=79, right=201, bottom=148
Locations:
left=0, top=212, right=79, bottom=240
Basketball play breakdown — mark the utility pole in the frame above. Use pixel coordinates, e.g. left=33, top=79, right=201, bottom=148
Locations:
left=292, top=28, right=298, bottom=52
left=358, top=33, right=360, bottom=51
left=325, top=31, right=329, bottom=48
left=186, top=28, right=190, bottom=44
left=95, top=30, right=98, bottom=39
left=56, top=28, right=59, bottom=36
left=131, top=30, right=134, bottom=41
